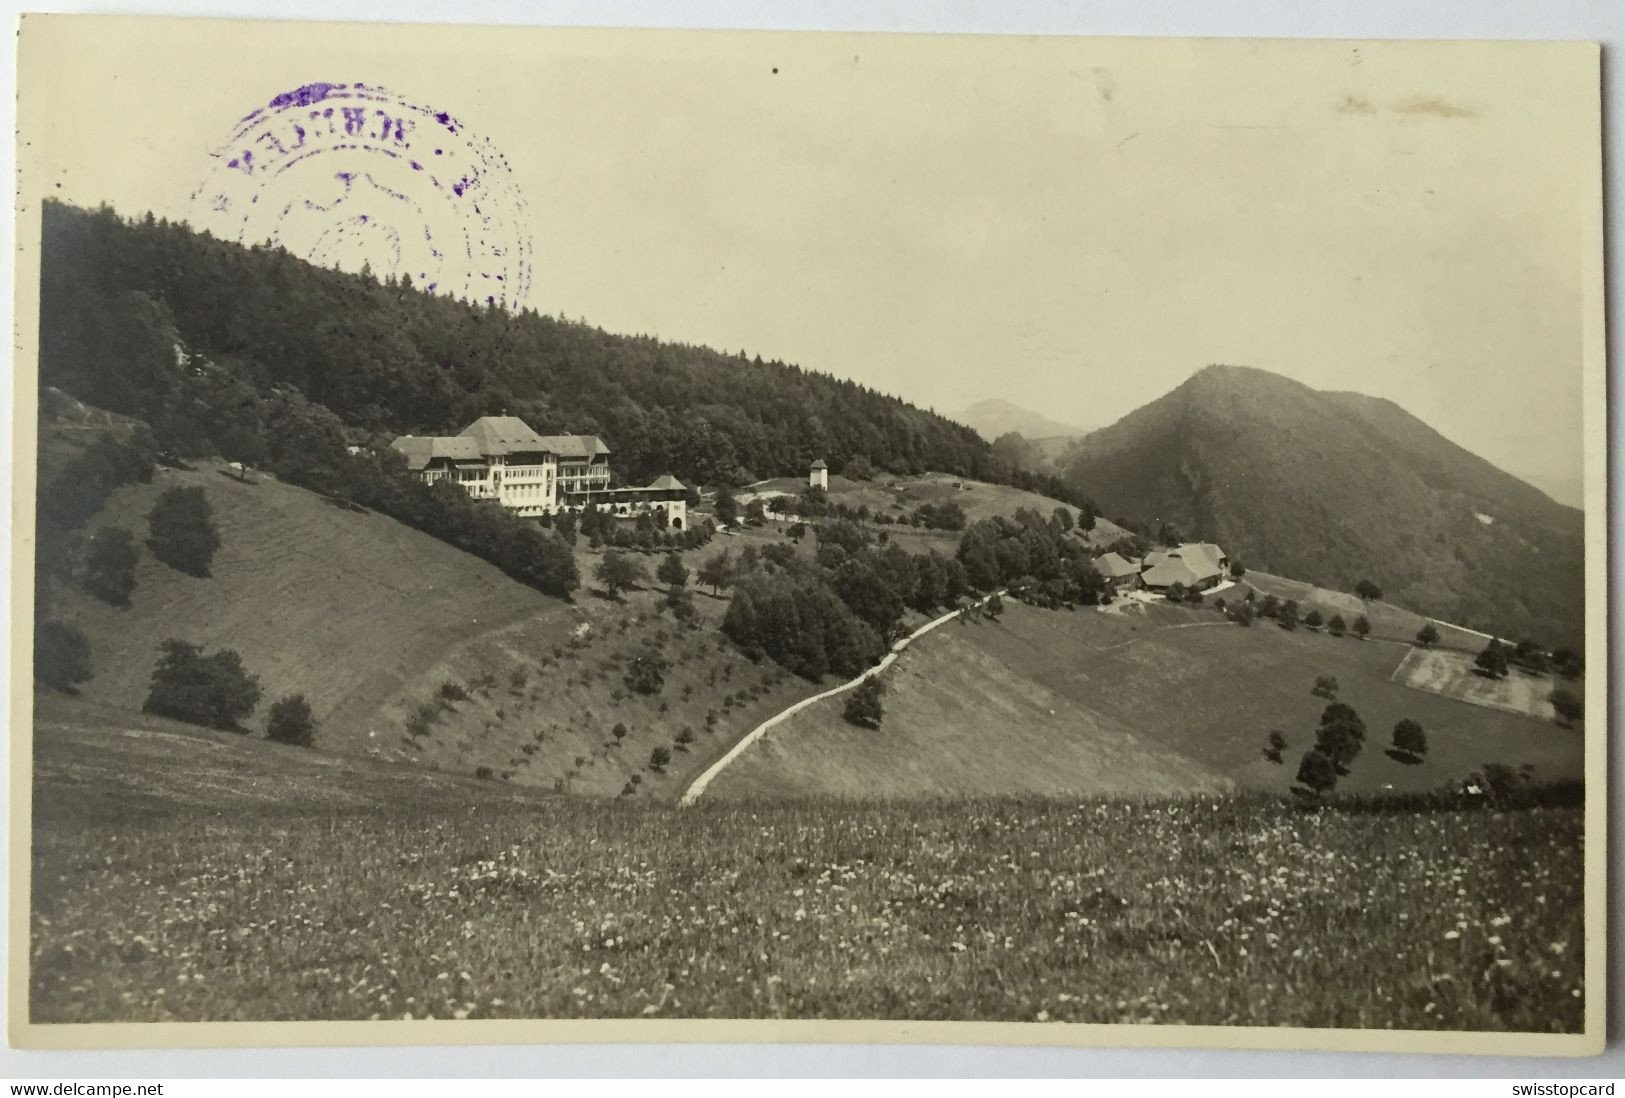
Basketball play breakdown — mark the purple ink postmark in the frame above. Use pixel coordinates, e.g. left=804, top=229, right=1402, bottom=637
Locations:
left=189, top=82, right=532, bottom=309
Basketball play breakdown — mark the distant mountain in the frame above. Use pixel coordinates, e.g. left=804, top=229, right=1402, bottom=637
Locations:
left=1061, top=365, right=1584, bottom=646
left=957, top=399, right=1090, bottom=443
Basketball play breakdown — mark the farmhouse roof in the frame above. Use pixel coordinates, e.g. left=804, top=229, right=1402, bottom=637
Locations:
left=644, top=474, right=687, bottom=492
left=1092, top=552, right=1142, bottom=579
left=1140, top=557, right=1208, bottom=588
left=390, top=435, right=484, bottom=470
left=1139, top=542, right=1227, bottom=588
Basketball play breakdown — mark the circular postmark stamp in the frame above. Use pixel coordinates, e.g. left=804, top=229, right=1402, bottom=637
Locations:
left=189, top=82, right=532, bottom=309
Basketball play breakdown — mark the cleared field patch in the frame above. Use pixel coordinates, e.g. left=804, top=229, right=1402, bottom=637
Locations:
left=1393, top=647, right=1565, bottom=722
left=709, top=600, right=1582, bottom=801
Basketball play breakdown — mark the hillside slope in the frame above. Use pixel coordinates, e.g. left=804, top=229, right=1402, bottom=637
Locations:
left=708, top=600, right=1581, bottom=801
left=1061, top=365, right=1584, bottom=646
left=42, top=445, right=831, bottom=800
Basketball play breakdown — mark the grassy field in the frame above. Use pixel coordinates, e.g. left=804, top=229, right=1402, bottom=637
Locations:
left=1393, top=649, right=1567, bottom=722
left=29, top=746, right=1584, bottom=1030
left=44, top=457, right=838, bottom=800
left=709, top=600, right=1582, bottom=801
left=1238, top=572, right=1491, bottom=652
left=30, top=693, right=552, bottom=826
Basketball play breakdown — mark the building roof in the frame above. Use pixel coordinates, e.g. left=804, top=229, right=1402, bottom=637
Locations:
left=810, top=458, right=828, bottom=469
left=393, top=418, right=611, bottom=465
left=1140, top=542, right=1227, bottom=588
left=536, top=434, right=611, bottom=460
left=1093, top=551, right=1142, bottom=579
left=644, top=474, right=688, bottom=492
left=390, top=435, right=484, bottom=470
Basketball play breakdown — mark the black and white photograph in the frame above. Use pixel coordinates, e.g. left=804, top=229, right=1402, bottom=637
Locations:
left=9, top=14, right=1607, bottom=1055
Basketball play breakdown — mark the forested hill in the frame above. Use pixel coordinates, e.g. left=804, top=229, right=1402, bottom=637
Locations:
left=37, top=200, right=1082, bottom=504
left=1061, top=364, right=1585, bottom=647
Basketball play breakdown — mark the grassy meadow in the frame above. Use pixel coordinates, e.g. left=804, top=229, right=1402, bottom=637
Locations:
left=30, top=768, right=1584, bottom=1030
left=44, top=454, right=842, bottom=800
left=709, top=599, right=1582, bottom=801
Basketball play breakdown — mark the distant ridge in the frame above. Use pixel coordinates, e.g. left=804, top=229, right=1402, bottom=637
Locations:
left=956, top=398, right=1090, bottom=443
left=1061, top=364, right=1584, bottom=646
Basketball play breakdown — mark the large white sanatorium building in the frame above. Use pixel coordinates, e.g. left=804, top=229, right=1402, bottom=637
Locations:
left=390, top=416, right=688, bottom=528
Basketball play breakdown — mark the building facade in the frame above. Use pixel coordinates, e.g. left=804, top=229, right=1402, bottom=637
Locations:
left=809, top=458, right=829, bottom=490
left=392, top=416, right=680, bottom=523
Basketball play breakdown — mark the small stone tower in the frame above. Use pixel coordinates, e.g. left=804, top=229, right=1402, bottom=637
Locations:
left=809, top=458, right=829, bottom=490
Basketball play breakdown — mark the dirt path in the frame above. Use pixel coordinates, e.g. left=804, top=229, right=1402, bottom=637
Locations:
left=678, top=592, right=1003, bottom=806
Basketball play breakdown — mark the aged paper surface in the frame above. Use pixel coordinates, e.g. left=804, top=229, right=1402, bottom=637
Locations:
left=10, top=15, right=1607, bottom=1054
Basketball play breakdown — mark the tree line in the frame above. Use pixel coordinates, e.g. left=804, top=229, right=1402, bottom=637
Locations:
left=38, top=200, right=1097, bottom=509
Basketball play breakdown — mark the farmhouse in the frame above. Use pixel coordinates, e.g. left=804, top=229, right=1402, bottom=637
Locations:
left=1092, top=551, right=1144, bottom=591
left=1139, top=542, right=1230, bottom=594
left=391, top=416, right=684, bottom=525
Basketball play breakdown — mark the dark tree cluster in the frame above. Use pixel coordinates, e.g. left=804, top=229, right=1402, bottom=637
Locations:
left=146, top=486, right=221, bottom=577
left=143, top=638, right=263, bottom=731
left=1295, top=702, right=1369, bottom=794
left=721, top=536, right=972, bottom=682
left=956, top=510, right=1111, bottom=610
left=570, top=502, right=714, bottom=553
left=38, top=200, right=1098, bottom=510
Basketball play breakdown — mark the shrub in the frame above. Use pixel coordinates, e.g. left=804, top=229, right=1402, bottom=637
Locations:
left=35, top=620, right=93, bottom=692
left=1296, top=748, right=1339, bottom=794
left=675, top=727, right=696, bottom=749
left=475, top=766, right=496, bottom=781
left=649, top=746, right=672, bottom=772
left=1549, top=687, right=1583, bottom=726
left=1327, top=614, right=1346, bottom=637
left=985, top=593, right=1004, bottom=620
left=1277, top=603, right=1299, bottom=631
left=612, top=721, right=629, bottom=742
left=1355, top=579, right=1384, bottom=602
left=1475, top=638, right=1510, bottom=679
left=146, top=486, right=220, bottom=577
left=656, top=552, right=690, bottom=589
left=843, top=676, right=886, bottom=729
left=595, top=552, right=646, bottom=598
left=1263, top=730, right=1287, bottom=764
left=625, top=648, right=667, bottom=696
left=1415, top=622, right=1440, bottom=648
left=266, top=693, right=317, bottom=747
left=143, top=638, right=262, bottom=730
left=1229, top=602, right=1255, bottom=627
left=83, top=525, right=140, bottom=606
left=1352, top=615, right=1371, bottom=640
left=1314, top=702, right=1367, bottom=774
left=438, top=680, right=469, bottom=703
left=1312, top=674, right=1339, bottom=699
left=1391, top=718, right=1427, bottom=758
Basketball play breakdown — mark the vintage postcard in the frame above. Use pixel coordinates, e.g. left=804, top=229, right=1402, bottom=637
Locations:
left=9, top=15, right=1607, bottom=1055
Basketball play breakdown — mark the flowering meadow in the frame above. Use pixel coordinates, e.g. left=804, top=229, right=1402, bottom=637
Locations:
left=30, top=793, right=1583, bottom=1030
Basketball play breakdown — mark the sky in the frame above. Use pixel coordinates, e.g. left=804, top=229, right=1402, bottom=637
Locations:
left=18, top=18, right=1600, bottom=488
